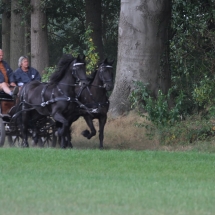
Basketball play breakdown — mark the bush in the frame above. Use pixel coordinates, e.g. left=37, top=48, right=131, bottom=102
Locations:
left=130, top=81, right=185, bottom=127
left=130, top=81, right=215, bottom=145
left=42, top=66, right=56, bottom=82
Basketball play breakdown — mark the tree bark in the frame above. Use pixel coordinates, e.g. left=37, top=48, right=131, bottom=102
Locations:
left=2, top=0, right=11, bottom=63
left=10, top=0, right=25, bottom=70
left=31, top=0, right=49, bottom=74
left=86, top=0, right=104, bottom=60
left=109, top=0, right=171, bottom=118
left=23, top=0, right=31, bottom=60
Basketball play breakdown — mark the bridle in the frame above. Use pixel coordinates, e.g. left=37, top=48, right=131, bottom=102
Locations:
left=98, top=64, right=113, bottom=88
left=75, top=63, right=114, bottom=113
left=72, top=62, right=88, bottom=84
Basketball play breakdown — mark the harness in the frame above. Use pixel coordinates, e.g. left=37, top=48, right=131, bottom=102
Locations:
left=40, top=84, right=73, bottom=107
left=18, top=63, right=113, bottom=116
left=76, top=64, right=113, bottom=114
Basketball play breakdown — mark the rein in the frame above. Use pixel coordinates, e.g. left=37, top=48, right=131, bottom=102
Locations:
left=57, top=82, right=79, bottom=87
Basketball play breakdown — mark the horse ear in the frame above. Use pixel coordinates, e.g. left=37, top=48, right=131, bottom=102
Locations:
left=77, top=54, right=81, bottom=61
left=103, top=58, right=108, bottom=64
left=78, top=54, right=86, bottom=61
left=109, top=59, right=114, bottom=65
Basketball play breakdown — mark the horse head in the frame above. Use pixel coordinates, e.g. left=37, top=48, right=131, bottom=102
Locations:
left=98, top=58, right=114, bottom=91
left=71, top=54, right=89, bottom=86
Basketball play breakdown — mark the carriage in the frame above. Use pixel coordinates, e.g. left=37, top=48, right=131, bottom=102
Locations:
left=0, top=90, right=57, bottom=147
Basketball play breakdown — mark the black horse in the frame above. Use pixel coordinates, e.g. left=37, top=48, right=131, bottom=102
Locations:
left=17, top=54, right=88, bottom=148
left=70, top=58, right=114, bottom=149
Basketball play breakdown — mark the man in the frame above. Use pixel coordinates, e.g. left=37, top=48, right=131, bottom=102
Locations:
left=14, top=56, right=41, bottom=87
left=0, top=49, right=19, bottom=97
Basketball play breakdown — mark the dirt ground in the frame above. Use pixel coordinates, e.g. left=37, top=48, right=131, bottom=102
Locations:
left=71, top=111, right=160, bottom=150
left=4, top=111, right=214, bottom=151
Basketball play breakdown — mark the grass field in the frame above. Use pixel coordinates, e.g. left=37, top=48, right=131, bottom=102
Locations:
left=0, top=148, right=215, bottom=215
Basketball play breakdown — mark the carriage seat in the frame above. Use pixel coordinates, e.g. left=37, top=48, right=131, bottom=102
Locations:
left=0, top=91, right=15, bottom=114
left=0, top=91, right=14, bottom=101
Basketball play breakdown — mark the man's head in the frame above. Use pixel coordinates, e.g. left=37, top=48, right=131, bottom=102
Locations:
left=0, top=49, right=3, bottom=62
left=18, top=56, right=29, bottom=70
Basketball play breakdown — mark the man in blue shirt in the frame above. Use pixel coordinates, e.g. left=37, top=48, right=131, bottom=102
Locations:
left=14, top=56, right=41, bottom=87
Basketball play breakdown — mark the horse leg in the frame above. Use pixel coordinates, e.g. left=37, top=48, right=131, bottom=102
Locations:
left=61, top=126, right=73, bottom=148
left=66, top=126, right=73, bottom=148
left=81, top=115, right=96, bottom=139
left=21, top=111, right=29, bottom=147
left=53, top=112, right=69, bottom=149
left=98, top=115, right=107, bottom=149
left=59, top=131, right=67, bottom=149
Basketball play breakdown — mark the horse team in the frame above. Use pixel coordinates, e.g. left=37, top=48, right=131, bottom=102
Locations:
left=14, top=54, right=114, bottom=149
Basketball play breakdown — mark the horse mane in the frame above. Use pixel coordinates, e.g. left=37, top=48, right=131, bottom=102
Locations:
left=87, top=70, right=97, bottom=84
left=27, top=80, right=41, bottom=88
left=49, top=54, right=75, bottom=84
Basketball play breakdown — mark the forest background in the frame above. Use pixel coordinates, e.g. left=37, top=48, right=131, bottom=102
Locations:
left=1, top=0, right=215, bottom=148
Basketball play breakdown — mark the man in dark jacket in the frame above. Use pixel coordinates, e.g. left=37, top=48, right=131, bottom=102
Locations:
left=0, top=49, right=19, bottom=97
left=14, top=56, right=41, bottom=87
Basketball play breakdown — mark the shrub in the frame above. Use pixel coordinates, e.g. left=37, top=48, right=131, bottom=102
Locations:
left=130, top=81, right=185, bottom=127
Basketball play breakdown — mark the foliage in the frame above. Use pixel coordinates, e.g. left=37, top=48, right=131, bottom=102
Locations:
left=44, top=0, right=119, bottom=66
left=129, top=0, right=215, bottom=145
left=130, top=79, right=215, bottom=144
left=101, top=0, right=120, bottom=60
left=192, top=76, right=215, bottom=108
left=170, top=0, right=215, bottom=114
left=42, top=66, right=56, bottom=82
left=159, top=115, right=215, bottom=145
left=42, top=25, right=100, bottom=81
left=81, top=26, right=100, bottom=74
left=61, top=25, right=100, bottom=76
left=130, top=81, right=185, bottom=127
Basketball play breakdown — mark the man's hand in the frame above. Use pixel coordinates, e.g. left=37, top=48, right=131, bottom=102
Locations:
left=10, top=82, right=16, bottom=87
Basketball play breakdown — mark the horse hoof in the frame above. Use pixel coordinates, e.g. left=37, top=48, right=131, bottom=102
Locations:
left=60, top=145, right=66, bottom=149
left=22, top=143, right=29, bottom=148
left=67, top=142, right=73, bottom=148
left=32, top=137, right=38, bottom=144
left=81, top=130, right=90, bottom=138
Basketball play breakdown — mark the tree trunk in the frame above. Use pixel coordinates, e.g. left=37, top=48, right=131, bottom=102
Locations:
left=24, top=0, right=31, bottom=60
left=86, top=0, right=104, bottom=60
left=10, top=0, right=25, bottom=70
left=31, top=0, right=49, bottom=74
left=109, top=0, right=171, bottom=117
left=2, top=0, right=11, bottom=63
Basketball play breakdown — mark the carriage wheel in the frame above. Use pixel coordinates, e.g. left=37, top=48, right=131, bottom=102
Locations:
left=7, top=135, right=22, bottom=147
left=41, top=131, right=58, bottom=147
left=30, top=137, right=43, bottom=147
left=38, top=118, right=58, bottom=147
left=0, top=118, right=6, bottom=147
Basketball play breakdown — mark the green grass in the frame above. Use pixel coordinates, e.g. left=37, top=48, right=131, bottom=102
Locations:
left=0, top=148, right=215, bottom=215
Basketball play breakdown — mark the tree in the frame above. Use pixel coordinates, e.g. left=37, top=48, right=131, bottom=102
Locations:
left=31, top=0, right=49, bottom=73
left=10, top=0, right=25, bottom=69
left=1, top=0, right=11, bottom=62
left=23, top=0, right=31, bottom=59
left=170, top=0, right=215, bottom=114
left=102, top=0, right=120, bottom=60
left=1, top=0, right=119, bottom=69
left=45, top=0, right=86, bottom=65
left=85, top=0, right=104, bottom=60
left=109, top=0, right=171, bottom=117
